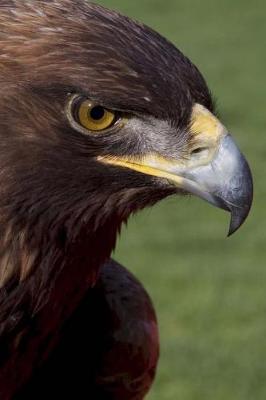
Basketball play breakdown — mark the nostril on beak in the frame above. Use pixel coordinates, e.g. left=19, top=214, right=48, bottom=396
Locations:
left=191, top=146, right=210, bottom=160
left=191, top=147, right=207, bottom=154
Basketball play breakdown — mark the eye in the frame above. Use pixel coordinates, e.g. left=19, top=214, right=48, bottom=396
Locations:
left=73, top=98, right=117, bottom=132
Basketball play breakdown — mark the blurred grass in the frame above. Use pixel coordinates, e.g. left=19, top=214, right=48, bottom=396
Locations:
left=98, top=0, right=266, bottom=399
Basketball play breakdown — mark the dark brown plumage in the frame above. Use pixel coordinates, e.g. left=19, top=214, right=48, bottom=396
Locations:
left=16, top=260, right=159, bottom=399
left=0, top=1, right=252, bottom=399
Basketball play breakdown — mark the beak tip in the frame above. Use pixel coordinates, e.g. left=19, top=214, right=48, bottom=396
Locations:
left=227, top=202, right=253, bottom=237
left=225, top=140, right=254, bottom=237
left=227, top=222, right=238, bottom=237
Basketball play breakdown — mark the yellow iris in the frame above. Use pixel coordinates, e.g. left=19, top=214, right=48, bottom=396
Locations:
left=77, top=100, right=116, bottom=132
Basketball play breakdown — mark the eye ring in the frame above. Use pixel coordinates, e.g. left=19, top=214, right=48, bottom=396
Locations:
left=67, top=95, right=122, bottom=135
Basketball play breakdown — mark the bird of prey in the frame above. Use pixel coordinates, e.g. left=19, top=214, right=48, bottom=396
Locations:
left=0, top=1, right=253, bottom=399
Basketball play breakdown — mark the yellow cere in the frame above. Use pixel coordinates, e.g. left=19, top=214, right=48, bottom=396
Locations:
left=190, top=103, right=225, bottom=138
left=78, top=100, right=115, bottom=132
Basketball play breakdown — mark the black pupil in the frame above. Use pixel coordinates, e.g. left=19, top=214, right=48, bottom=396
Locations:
left=89, top=106, right=105, bottom=121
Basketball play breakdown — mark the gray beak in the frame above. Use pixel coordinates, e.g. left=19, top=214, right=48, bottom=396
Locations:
left=179, top=134, right=253, bottom=235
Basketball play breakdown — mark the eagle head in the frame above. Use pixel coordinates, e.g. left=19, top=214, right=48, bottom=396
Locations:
left=0, top=0, right=253, bottom=296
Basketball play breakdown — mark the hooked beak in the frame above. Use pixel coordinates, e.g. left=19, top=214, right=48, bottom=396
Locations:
left=166, top=133, right=253, bottom=236
left=98, top=104, right=253, bottom=235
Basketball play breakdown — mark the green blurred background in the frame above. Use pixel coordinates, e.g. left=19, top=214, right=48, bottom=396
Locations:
left=99, top=1, right=265, bottom=398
